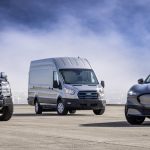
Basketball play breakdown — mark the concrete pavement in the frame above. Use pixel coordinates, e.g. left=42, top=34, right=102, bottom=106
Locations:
left=0, top=105, right=150, bottom=150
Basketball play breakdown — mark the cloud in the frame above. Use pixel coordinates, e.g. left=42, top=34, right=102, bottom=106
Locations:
left=0, top=0, right=149, bottom=103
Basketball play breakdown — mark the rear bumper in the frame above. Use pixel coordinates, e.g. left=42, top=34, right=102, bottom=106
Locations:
left=63, top=98, right=106, bottom=110
left=0, top=97, right=13, bottom=107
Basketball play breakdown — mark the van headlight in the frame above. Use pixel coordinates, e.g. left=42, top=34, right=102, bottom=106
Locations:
left=128, top=90, right=137, bottom=96
left=64, top=87, right=75, bottom=95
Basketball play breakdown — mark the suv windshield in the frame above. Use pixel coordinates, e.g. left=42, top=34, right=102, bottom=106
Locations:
left=145, top=75, right=150, bottom=84
left=59, top=69, right=99, bottom=85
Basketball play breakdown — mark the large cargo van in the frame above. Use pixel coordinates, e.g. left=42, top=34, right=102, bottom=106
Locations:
left=28, top=57, right=106, bottom=115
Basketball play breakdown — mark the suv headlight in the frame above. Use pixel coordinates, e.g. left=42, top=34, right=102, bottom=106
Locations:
left=64, top=87, right=75, bottom=95
left=128, top=90, right=137, bottom=96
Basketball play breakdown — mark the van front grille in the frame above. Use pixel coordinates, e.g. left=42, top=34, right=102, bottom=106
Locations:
left=78, top=91, right=98, bottom=99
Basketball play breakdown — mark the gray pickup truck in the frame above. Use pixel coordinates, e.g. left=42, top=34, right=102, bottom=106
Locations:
left=0, top=72, right=13, bottom=121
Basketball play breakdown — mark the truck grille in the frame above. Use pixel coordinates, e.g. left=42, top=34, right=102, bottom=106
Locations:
left=78, top=91, right=98, bottom=99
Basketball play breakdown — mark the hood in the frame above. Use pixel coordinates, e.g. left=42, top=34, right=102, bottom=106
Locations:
left=130, top=83, right=150, bottom=94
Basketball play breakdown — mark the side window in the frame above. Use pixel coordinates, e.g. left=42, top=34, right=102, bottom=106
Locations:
left=53, top=71, right=59, bottom=83
left=53, top=71, right=62, bottom=89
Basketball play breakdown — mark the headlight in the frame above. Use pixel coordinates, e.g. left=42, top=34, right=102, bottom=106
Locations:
left=128, top=90, right=137, bottom=96
left=98, top=87, right=104, bottom=93
left=97, top=87, right=105, bottom=98
left=64, top=87, right=75, bottom=95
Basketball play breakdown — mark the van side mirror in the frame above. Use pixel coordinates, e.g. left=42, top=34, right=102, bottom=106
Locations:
left=101, top=81, right=105, bottom=88
left=138, top=78, right=144, bottom=84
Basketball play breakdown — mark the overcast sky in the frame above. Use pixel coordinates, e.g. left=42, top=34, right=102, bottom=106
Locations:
left=0, top=0, right=150, bottom=103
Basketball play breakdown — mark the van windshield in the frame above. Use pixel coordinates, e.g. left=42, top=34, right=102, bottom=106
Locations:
left=59, top=69, right=99, bottom=85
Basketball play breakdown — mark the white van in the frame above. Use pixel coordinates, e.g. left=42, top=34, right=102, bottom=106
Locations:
left=28, top=57, right=106, bottom=115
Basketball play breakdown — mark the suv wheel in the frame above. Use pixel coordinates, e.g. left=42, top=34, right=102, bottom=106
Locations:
left=93, top=108, right=105, bottom=115
left=57, top=101, right=68, bottom=115
left=125, top=106, right=145, bottom=125
left=35, top=101, right=42, bottom=114
left=0, top=103, right=13, bottom=121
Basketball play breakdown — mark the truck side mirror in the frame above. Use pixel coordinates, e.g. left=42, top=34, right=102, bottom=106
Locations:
left=101, top=81, right=105, bottom=88
left=138, top=78, right=144, bottom=84
left=0, top=72, right=7, bottom=81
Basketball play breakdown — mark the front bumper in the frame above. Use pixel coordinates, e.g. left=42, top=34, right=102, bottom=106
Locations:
left=126, top=104, right=150, bottom=116
left=62, top=98, right=106, bottom=110
left=0, top=97, right=13, bottom=107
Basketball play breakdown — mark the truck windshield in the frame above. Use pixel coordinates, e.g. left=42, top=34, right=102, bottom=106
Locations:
left=59, top=69, right=99, bottom=85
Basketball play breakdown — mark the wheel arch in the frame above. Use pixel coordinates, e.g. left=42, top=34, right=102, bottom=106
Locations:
left=57, top=96, right=62, bottom=104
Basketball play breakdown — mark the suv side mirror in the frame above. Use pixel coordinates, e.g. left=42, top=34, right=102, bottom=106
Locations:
left=138, top=78, right=144, bottom=84
left=101, top=80, right=105, bottom=88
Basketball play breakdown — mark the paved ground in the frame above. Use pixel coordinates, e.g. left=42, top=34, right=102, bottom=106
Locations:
left=0, top=105, right=150, bottom=150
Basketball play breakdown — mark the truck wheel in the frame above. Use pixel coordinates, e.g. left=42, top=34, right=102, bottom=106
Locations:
left=125, top=106, right=145, bottom=125
left=35, top=101, right=42, bottom=114
left=69, top=110, right=76, bottom=114
left=57, top=101, right=68, bottom=115
left=93, top=108, right=105, bottom=115
left=0, top=104, right=13, bottom=121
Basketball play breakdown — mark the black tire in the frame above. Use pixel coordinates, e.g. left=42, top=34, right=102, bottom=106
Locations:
left=125, top=106, right=145, bottom=125
left=35, top=101, right=42, bottom=114
left=0, top=103, right=13, bottom=121
left=69, top=110, right=76, bottom=114
left=93, top=108, right=105, bottom=115
left=57, top=101, right=68, bottom=115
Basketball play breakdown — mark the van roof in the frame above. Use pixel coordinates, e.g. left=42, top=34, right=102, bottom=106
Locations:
left=54, top=57, right=91, bottom=69
left=31, top=57, right=92, bottom=69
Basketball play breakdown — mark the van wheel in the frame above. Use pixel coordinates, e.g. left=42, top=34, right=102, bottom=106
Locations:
left=0, top=104, right=13, bottom=121
left=125, top=106, right=145, bottom=125
left=35, top=101, right=42, bottom=114
left=93, top=108, right=105, bottom=115
left=69, top=110, right=76, bottom=114
left=57, top=101, right=68, bottom=115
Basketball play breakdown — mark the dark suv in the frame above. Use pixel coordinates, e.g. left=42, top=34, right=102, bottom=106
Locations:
left=125, top=75, right=150, bottom=125
left=0, top=72, right=13, bottom=121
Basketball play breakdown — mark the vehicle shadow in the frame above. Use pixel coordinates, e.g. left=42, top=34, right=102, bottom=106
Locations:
left=13, top=113, right=92, bottom=117
left=80, top=121, right=150, bottom=127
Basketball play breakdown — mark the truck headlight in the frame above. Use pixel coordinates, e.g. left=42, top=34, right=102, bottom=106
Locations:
left=98, top=87, right=104, bottom=93
left=128, top=90, right=137, bottom=96
left=64, top=87, right=75, bottom=95
left=97, top=87, right=105, bottom=99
